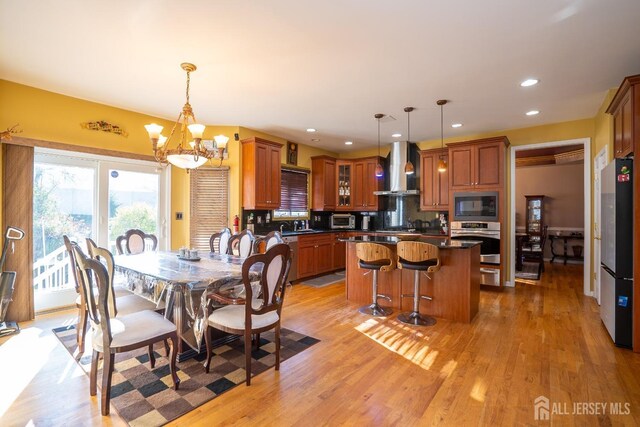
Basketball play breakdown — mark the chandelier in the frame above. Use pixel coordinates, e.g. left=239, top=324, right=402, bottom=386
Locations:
left=145, top=63, right=228, bottom=170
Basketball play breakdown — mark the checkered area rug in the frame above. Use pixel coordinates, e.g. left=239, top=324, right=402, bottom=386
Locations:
left=53, top=325, right=319, bottom=426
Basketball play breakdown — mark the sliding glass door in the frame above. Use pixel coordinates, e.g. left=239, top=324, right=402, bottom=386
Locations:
left=33, top=150, right=169, bottom=312
left=104, top=165, right=162, bottom=254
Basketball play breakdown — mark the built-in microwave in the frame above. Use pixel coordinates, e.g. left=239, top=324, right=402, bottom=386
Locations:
left=452, top=191, right=499, bottom=222
left=330, top=214, right=356, bottom=229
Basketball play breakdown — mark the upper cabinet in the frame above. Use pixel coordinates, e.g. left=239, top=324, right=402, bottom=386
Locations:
left=353, top=157, right=382, bottom=211
left=312, top=156, right=382, bottom=212
left=311, top=156, right=336, bottom=211
left=449, top=136, right=509, bottom=190
left=336, top=160, right=353, bottom=211
left=607, top=74, right=639, bottom=159
left=242, top=137, right=283, bottom=210
left=420, top=149, right=448, bottom=210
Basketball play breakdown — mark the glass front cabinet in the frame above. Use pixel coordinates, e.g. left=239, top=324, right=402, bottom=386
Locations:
left=525, top=195, right=545, bottom=249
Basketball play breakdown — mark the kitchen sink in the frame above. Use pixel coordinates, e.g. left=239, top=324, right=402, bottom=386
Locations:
left=281, top=229, right=320, bottom=236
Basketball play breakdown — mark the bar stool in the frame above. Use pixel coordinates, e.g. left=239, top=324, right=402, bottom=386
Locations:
left=396, top=241, right=441, bottom=326
left=355, top=242, right=394, bottom=316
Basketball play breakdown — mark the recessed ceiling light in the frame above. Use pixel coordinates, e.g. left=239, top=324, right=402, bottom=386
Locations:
left=306, top=128, right=317, bottom=133
left=451, top=123, right=463, bottom=128
left=311, top=138, right=320, bottom=142
left=344, top=141, right=353, bottom=145
left=391, top=133, right=402, bottom=138
left=526, top=110, right=540, bottom=116
left=520, top=79, right=539, bottom=87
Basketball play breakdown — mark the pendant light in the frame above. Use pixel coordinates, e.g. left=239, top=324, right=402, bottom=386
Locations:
left=437, top=99, right=448, bottom=173
left=374, top=113, right=384, bottom=177
left=404, top=107, right=415, bottom=175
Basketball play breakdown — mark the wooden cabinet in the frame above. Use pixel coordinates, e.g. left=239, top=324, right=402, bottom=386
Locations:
left=298, top=234, right=334, bottom=278
left=525, top=195, right=545, bottom=247
left=607, top=74, right=639, bottom=158
left=332, top=232, right=347, bottom=270
left=311, top=156, right=336, bottom=211
left=420, top=149, right=448, bottom=210
left=312, top=156, right=382, bottom=212
left=449, top=137, right=507, bottom=190
left=356, top=157, right=383, bottom=211
left=241, top=137, right=283, bottom=209
left=336, top=160, right=353, bottom=210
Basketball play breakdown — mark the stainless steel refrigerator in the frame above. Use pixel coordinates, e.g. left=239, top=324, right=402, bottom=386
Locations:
left=600, top=158, right=633, bottom=348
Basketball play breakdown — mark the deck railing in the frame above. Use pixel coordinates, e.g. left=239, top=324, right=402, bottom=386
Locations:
left=32, top=244, right=71, bottom=291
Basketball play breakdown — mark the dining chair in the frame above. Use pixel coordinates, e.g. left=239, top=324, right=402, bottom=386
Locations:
left=209, top=227, right=232, bottom=254
left=253, top=231, right=283, bottom=254
left=228, top=229, right=255, bottom=258
left=115, top=229, right=158, bottom=255
left=203, top=243, right=291, bottom=385
left=64, top=236, right=161, bottom=354
left=72, top=243, right=180, bottom=416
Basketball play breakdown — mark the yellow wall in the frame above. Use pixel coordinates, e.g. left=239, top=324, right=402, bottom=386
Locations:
left=0, top=80, right=336, bottom=249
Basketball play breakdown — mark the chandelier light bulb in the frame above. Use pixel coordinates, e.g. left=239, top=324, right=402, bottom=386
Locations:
left=157, top=135, right=167, bottom=147
left=214, top=134, right=229, bottom=150
left=188, top=123, right=205, bottom=139
left=145, top=123, right=163, bottom=139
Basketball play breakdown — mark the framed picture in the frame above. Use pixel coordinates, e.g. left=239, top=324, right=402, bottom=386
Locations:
left=287, top=142, right=298, bottom=165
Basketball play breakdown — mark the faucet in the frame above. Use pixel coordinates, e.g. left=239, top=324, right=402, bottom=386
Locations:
left=280, top=223, right=289, bottom=234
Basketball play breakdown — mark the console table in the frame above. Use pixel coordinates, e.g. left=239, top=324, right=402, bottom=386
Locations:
left=549, top=234, right=584, bottom=265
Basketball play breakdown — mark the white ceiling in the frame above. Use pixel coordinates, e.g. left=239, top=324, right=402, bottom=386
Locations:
left=1, top=0, right=640, bottom=152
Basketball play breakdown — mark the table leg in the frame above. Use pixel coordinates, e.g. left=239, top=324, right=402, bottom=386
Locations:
left=563, top=237, right=568, bottom=265
left=173, top=290, right=185, bottom=355
left=550, top=237, right=557, bottom=263
left=516, top=238, right=523, bottom=271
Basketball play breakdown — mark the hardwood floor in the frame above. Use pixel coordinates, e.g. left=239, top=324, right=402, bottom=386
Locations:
left=2, top=263, right=639, bottom=426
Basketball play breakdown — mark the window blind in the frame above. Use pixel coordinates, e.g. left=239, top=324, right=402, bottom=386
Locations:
left=275, top=168, right=309, bottom=217
left=190, top=167, right=229, bottom=251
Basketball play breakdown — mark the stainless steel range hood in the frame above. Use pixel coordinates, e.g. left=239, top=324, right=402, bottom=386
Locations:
left=373, top=141, right=420, bottom=196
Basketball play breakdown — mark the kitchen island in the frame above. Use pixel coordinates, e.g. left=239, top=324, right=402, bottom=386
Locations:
left=340, top=236, right=481, bottom=323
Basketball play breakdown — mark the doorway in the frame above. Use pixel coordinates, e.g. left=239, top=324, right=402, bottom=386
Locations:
left=32, top=149, right=170, bottom=312
left=509, top=138, right=592, bottom=295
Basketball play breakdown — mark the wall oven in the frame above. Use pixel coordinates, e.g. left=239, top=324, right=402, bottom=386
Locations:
left=450, top=221, right=501, bottom=286
left=452, top=191, right=499, bottom=222
left=330, top=214, right=355, bottom=229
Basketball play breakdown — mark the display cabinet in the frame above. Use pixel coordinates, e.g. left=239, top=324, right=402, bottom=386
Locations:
left=525, top=195, right=545, bottom=248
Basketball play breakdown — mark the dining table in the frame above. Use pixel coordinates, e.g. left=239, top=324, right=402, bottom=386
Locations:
left=114, top=251, right=260, bottom=361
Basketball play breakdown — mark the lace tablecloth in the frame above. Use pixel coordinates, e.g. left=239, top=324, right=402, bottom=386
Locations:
left=114, top=251, right=260, bottom=351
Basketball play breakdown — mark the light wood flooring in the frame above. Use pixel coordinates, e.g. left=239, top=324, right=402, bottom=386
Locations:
left=1, top=263, right=639, bottom=426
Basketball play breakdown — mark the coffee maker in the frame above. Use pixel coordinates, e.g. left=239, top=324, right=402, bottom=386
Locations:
left=362, top=216, right=370, bottom=231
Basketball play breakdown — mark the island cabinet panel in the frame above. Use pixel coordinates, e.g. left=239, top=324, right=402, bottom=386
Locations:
left=345, top=241, right=480, bottom=322
left=242, top=137, right=283, bottom=209
left=448, top=137, right=507, bottom=190
left=311, top=156, right=336, bottom=211
left=420, top=149, right=448, bottom=210
left=332, top=232, right=347, bottom=270
left=399, top=245, right=480, bottom=322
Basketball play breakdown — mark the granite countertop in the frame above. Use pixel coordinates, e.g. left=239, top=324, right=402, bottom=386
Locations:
left=279, top=229, right=446, bottom=237
left=338, top=235, right=481, bottom=249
